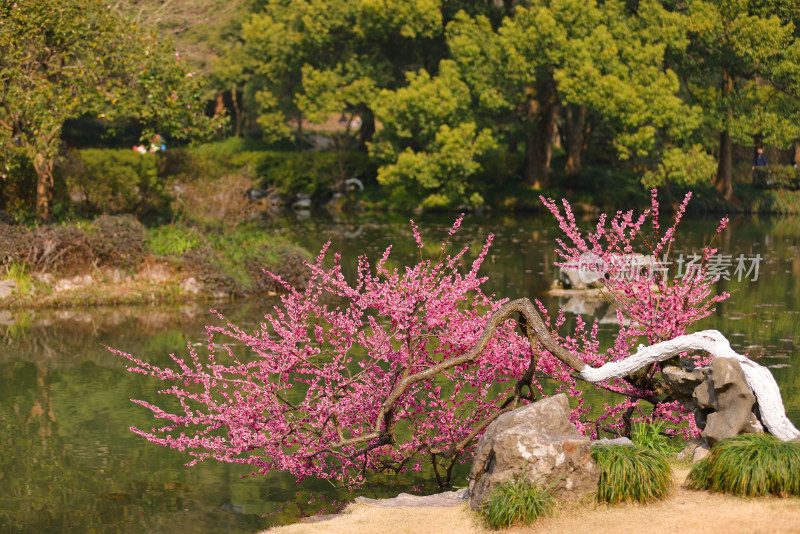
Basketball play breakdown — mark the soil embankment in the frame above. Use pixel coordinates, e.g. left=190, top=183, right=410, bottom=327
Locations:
left=265, top=467, right=800, bottom=534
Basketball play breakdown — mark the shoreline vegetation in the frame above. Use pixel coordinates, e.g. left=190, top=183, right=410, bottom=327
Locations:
left=0, top=215, right=309, bottom=309
left=5, top=139, right=800, bottom=310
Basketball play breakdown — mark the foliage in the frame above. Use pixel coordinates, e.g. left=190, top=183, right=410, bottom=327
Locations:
left=687, top=433, right=800, bottom=497
left=147, top=223, right=310, bottom=294
left=630, top=421, right=683, bottom=457
left=592, top=444, right=672, bottom=504
left=480, top=474, right=554, bottom=530
left=120, top=192, right=734, bottom=487
left=62, top=149, right=166, bottom=216
left=642, top=145, right=718, bottom=189
left=147, top=225, right=204, bottom=257
left=0, top=0, right=217, bottom=220
left=2, top=262, right=33, bottom=296
left=763, top=165, right=800, bottom=191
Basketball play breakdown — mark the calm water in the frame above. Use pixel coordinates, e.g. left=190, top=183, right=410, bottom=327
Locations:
left=2, top=212, right=799, bottom=532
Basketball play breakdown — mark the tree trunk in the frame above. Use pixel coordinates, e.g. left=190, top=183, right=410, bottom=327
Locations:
left=232, top=84, right=244, bottom=138
left=213, top=90, right=225, bottom=117
left=716, top=70, right=734, bottom=199
left=358, top=107, right=376, bottom=149
left=717, top=130, right=733, bottom=198
left=793, top=141, right=800, bottom=167
left=523, top=81, right=560, bottom=188
left=34, top=155, right=54, bottom=221
left=565, top=105, right=585, bottom=174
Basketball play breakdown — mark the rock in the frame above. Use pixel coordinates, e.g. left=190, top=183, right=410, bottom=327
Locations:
left=180, top=277, right=201, bottom=295
left=0, top=279, right=18, bottom=299
left=692, top=445, right=711, bottom=463
left=592, top=437, right=634, bottom=447
left=694, top=358, right=759, bottom=446
left=663, top=365, right=709, bottom=398
left=54, top=275, right=93, bottom=292
left=467, top=394, right=598, bottom=509
left=355, top=489, right=467, bottom=508
left=676, top=438, right=704, bottom=461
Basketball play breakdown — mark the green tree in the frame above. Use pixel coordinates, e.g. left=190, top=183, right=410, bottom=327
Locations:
left=239, top=0, right=501, bottom=146
left=671, top=0, right=800, bottom=198
left=370, top=60, right=497, bottom=208
left=0, top=0, right=215, bottom=220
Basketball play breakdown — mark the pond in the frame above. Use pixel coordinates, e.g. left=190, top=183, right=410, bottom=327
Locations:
left=2, top=211, right=799, bottom=532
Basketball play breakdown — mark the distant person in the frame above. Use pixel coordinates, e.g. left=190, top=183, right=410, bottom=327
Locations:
left=752, top=147, right=767, bottom=186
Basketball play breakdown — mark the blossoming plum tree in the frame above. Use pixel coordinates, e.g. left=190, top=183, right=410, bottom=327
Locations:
left=118, top=191, right=799, bottom=487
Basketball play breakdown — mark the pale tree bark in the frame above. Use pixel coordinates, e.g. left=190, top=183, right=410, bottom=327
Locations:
left=578, top=329, right=799, bottom=441
left=318, top=298, right=799, bottom=471
left=375, top=299, right=799, bottom=448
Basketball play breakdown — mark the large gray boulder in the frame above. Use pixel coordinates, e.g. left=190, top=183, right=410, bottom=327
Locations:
left=663, top=357, right=763, bottom=449
left=467, top=394, right=598, bottom=509
left=695, top=358, right=762, bottom=445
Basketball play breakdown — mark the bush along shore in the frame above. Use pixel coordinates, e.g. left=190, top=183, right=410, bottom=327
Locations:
left=0, top=215, right=310, bottom=308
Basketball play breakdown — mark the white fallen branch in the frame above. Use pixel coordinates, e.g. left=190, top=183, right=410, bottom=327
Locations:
left=579, top=329, right=800, bottom=441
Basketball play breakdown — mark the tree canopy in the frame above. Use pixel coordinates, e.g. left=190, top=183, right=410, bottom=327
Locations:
left=0, top=0, right=216, bottom=220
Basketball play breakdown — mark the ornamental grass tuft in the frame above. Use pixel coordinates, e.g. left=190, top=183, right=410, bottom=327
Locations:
left=630, top=421, right=683, bottom=456
left=480, top=475, right=555, bottom=530
left=592, top=444, right=672, bottom=504
left=687, top=433, right=800, bottom=497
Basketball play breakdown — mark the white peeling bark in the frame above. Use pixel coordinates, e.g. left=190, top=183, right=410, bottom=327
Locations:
left=578, top=330, right=800, bottom=441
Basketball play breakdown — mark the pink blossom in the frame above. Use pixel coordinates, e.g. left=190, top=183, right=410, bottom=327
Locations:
left=119, top=191, right=728, bottom=485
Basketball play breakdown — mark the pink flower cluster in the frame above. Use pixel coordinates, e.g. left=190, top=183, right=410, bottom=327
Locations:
left=540, top=189, right=729, bottom=437
left=118, top=192, right=729, bottom=484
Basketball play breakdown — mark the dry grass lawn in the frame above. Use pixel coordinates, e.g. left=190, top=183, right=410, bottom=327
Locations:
left=265, top=468, right=800, bottom=534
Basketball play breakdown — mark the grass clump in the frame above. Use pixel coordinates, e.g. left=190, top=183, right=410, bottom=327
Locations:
left=592, top=444, right=672, bottom=504
left=687, top=433, right=800, bottom=497
left=631, top=421, right=683, bottom=456
left=480, top=475, right=554, bottom=530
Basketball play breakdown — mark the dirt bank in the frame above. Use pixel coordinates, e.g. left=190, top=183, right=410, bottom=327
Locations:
left=264, top=468, right=800, bottom=534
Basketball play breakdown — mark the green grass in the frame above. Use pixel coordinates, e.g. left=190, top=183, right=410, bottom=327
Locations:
left=146, top=224, right=203, bottom=256
left=480, top=475, right=555, bottom=530
left=687, top=433, right=800, bottom=497
left=3, top=262, right=34, bottom=296
left=630, top=421, right=684, bottom=456
left=592, top=444, right=672, bottom=504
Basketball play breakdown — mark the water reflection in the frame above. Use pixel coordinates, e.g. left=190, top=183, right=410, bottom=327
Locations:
left=1, top=212, right=799, bottom=532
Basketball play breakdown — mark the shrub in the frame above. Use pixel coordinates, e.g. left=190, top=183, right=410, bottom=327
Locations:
left=87, top=215, right=146, bottom=268
left=63, top=148, right=167, bottom=215
left=763, top=165, right=800, bottom=191
left=687, top=433, right=800, bottom=497
left=251, top=150, right=373, bottom=200
left=592, top=444, right=672, bottom=504
left=171, top=172, right=264, bottom=228
left=19, top=225, right=93, bottom=273
left=480, top=475, right=555, bottom=530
